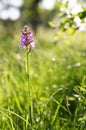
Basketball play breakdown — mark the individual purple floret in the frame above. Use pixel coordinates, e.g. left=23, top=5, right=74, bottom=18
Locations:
left=20, top=25, right=35, bottom=52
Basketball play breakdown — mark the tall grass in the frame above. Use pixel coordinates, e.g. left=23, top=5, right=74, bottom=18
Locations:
left=0, top=30, right=86, bottom=129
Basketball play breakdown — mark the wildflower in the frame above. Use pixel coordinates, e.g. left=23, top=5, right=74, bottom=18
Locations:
left=20, top=25, right=35, bottom=52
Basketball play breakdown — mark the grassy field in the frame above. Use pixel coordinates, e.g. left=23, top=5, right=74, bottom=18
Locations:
left=0, top=28, right=86, bottom=130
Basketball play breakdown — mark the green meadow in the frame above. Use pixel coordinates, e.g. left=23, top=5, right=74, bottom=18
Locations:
left=0, top=27, right=86, bottom=130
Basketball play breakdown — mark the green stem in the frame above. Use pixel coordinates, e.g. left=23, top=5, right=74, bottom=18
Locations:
left=26, top=50, right=33, bottom=126
left=26, top=51, right=30, bottom=93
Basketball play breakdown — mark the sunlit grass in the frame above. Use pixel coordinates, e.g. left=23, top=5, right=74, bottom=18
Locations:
left=0, top=30, right=86, bottom=129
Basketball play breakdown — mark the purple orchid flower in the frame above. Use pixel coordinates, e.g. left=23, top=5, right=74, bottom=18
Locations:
left=20, top=25, right=35, bottom=52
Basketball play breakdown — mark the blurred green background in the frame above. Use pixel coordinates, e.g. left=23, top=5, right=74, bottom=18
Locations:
left=0, top=0, right=86, bottom=130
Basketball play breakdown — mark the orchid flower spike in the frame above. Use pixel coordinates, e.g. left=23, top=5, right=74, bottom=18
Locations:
left=20, top=25, right=35, bottom=52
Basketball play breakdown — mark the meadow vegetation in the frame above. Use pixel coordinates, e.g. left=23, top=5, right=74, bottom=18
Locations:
left=0, top=26, right=86, bottom=130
